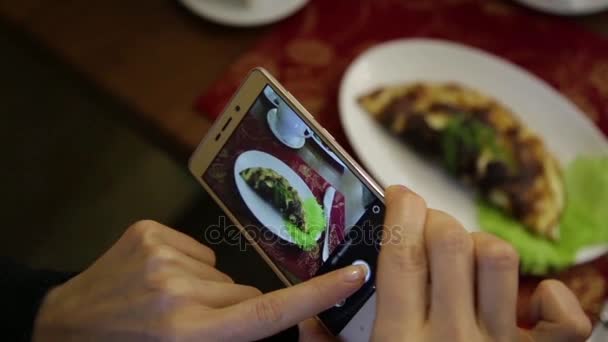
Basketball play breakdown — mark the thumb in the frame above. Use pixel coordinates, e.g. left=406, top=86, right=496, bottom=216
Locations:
left=213, top=265, right=366, bottom=341
left=519, top=279, right=592, bottom=342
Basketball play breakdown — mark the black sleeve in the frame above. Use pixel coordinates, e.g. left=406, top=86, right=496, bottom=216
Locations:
left=1, top=258, right=76, bottom=342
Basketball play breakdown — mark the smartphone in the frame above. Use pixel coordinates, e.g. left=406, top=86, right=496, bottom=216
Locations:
left=189, top=68, right=385, bottom=341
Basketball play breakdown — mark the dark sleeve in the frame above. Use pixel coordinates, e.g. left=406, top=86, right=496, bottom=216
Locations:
left=1, top=258, right=76, bottom=341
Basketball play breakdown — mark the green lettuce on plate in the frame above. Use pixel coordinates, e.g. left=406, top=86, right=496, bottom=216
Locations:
left=477, top=156, right=608, bottom=275
left=285, top=197, right=326, bottom=251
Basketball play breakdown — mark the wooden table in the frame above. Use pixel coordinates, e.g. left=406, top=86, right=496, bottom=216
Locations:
left=0, top=1, right=606, bottom=156
left=0, top=0, right=268, bottom=155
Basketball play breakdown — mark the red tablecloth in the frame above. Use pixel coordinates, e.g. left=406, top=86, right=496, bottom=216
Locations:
left=196, top=0, right=608, bottom=320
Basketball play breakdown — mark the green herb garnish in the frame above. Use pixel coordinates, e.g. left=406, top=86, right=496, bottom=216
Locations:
left=441, top=114, right=513, bottom=174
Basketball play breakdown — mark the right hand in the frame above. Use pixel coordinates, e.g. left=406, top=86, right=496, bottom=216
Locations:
left=33, top=220, right=366, bottom=341
left=372, top=186, right=592, bottom=342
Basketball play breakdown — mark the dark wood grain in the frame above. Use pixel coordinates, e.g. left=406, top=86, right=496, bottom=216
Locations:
left=0, top=0, right=267, bottom=152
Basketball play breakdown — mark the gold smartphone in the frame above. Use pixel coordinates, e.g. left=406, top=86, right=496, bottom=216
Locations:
left=189, top=68, right=385, bottom=340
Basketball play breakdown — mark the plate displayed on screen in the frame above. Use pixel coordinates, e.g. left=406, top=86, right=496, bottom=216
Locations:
left=339, top=38, right=608, bottom=239
left=234, top=150, right=321, bottom=244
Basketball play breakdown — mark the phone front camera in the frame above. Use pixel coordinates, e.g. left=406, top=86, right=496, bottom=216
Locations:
left=235, top=105, right=241, bottom=112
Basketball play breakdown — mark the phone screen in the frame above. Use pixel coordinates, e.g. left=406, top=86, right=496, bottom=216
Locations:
left=201, top=85, right=384, bottom=334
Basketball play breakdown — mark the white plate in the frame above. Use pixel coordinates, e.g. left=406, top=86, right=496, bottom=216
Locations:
left=234, top=150, right=321, bottom=245
left=339, top=38, right=608, bottom=236
left=179, top=0, right=308, bottom=27
left=515, top=0, right=608, bottom=15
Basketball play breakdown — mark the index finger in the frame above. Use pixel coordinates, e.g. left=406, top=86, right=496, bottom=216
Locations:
left=211, top=265, right=367, bottom=341
left=375, top=186, right=428, bottom=333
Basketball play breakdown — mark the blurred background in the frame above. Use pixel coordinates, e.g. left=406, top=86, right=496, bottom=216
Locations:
left=1, top=0, right=607, bottom=338
left=0, top=0, right=282, bottom=292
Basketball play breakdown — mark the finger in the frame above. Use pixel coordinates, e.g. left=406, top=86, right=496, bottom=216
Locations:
left=520, top=279, right=591, bottom=342
left=213, top=265, right=367, bottom=341
left=158, top=225, right=217, bottom=266
left=141, top=220, right=217, bottom=265
left=375, top=185, right=428, bottom=334
left=194, top=282, right=262, bottom=308
left=426, top=210, right=476, bottom=327
left=472, top=232, right=519, bottom=339
left=143, top=243, right=232, bottom=283
left=170, top=247, right=232, bottom=283
left=175, top=258, right=233, bottom=283
left=298, top=319, right=336, bottom=342
left=150, top=276, right=262, bottom=308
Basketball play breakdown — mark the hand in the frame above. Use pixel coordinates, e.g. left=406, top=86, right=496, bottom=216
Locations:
left=372, top=186, right=592, bottom=342
left=33, top=220, right=367, bottom=341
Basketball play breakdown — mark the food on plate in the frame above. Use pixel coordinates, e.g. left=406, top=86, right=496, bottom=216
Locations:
left=358, top=82, right=564, bottom=239
left=240, top=167, right=307, bottom=232
left=240, top=166, right=326, bottom=251
left=285, top=197, right=326, bottom=251
left=478, top=156, right=608, bottom=274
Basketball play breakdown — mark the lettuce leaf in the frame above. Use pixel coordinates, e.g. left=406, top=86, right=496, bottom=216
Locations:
left=477, top=156, right=608, bottom=275
left=285, top=197, right=326, bottom=251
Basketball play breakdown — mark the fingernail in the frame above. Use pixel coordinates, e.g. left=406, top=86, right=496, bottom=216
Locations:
left=343, top=265, right=367, bottom=283
left=385, top=185, right=409, bottom=201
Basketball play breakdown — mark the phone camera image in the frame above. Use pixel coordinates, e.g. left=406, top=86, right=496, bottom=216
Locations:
left=202, top=84, right=384, bottom=337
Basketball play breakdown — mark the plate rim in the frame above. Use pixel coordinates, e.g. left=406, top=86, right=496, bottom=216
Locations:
left=515, top=0, right=608, bottom=15
left=178, top=0, right=309, bottom=27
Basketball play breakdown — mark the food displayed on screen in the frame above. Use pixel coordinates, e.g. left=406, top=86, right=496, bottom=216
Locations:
left=240, top=167, right=307, bottom=231
left=358, top=82, right=564, bottom=239
left=239, top=166, right=325, bottom=251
